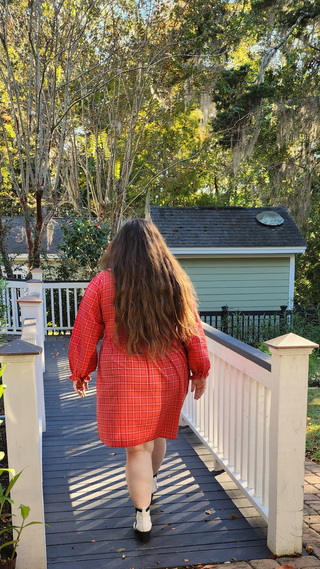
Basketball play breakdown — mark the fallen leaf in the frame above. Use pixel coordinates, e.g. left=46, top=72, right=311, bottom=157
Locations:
left=122, top=554, right=126, bottom=559
left=71, top=449, right=76, bottom=452
left=269, top=554, right=278, bottom=559
left=229, top=514, right=240, bottom=520
left=184, top=560, right=188, bottom=562
left=117, top=548, right=126, bottom=553
left=205, top=509, right=212, bottom=514
left=277, top=565, right=294, bottom=569
left=91, top=540, right=96, bottom=543
left=305, top=545, right=314, bottom=554
left=110, top=452, right=116, bottom=455
left=202, top=565, right=217, bottom=568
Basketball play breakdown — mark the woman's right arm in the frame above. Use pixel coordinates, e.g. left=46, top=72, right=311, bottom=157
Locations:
left=68, top=274, right=105, bottom=396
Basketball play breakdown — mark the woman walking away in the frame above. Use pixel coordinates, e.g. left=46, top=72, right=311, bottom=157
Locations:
left=69, top=219, right=210, bottom=542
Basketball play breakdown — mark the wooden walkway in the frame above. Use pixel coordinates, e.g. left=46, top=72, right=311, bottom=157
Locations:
left=43, top=336, right=271, bottom=569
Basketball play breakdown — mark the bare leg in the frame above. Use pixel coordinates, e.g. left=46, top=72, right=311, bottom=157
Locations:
left=126, top=441, right=154, bottom=509
left=152, top=437, right=166, bottom=475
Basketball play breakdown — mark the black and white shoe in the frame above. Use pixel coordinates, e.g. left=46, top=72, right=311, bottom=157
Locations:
left=133, top=505, right=152, bottom=542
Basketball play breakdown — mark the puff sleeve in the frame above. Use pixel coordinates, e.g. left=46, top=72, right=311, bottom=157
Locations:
left=184, top=318, right=211, bottom=380
left=68, top=274, right=105, bottom=384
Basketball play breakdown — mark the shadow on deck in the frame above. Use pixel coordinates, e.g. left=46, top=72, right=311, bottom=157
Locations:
left=43, top=336, right=270, bottom=569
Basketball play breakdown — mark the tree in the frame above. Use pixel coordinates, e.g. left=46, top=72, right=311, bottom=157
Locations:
left=206, top=0, right=320, bottom=230
left=0, top=0, right=111, bottom=272
left=60, top=0, right=222, bottom=234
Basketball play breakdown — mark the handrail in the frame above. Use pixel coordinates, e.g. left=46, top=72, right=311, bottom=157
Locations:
left=202, top=322, right=271, bottom=371
left=181, top=322, right=318, bottom=555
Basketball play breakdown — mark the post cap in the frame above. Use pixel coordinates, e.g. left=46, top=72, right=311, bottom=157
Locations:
left=264, top=332, right=319, bottom=350
left=17, top=295, right=43, bottom=304
left=30, top=268, right=43, bottom=281
left=0, top=339, right=42, bottom=356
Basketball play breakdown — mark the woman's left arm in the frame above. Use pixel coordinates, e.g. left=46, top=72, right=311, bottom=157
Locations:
left=68, top=274, right=105, bottom=396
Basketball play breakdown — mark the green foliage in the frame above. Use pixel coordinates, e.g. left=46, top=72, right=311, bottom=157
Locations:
left=306, top=387, right=320, bottom=463
left=308, top=354, right=320, bottom=388
left=0, top=500, right=48, bottom=561
left=221, top=307, right=320, bottom=386
left=58, top=216, right=109, bottom=279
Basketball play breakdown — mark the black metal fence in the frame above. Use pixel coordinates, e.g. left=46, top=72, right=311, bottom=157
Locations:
left=199, top=305, right=290, bottom=347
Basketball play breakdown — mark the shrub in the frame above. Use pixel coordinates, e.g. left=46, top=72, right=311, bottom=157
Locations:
left=57, top=216, right=110, bottom=280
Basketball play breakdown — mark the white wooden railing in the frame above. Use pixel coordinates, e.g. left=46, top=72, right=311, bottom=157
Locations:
left=0, top=302, right=47, bottom=569
left=5, top=272, right=88, bottom=334
left=182, top=323, right=318, bottom=555
left=4, top=280, right=28, bottom=334
left=42, top=281, right=88, bottom=332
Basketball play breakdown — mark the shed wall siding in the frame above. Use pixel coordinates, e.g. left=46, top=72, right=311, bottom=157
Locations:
left=178, top=257, right=290, bottom=311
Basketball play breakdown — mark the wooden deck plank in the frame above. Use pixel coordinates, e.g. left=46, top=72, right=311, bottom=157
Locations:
left=43, top=337, right=270, bottom=568
left=46, top=544, right=270, bottom=569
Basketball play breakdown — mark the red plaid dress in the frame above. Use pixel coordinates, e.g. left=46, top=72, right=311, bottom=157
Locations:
left=69, top=270, right=210, bottom=447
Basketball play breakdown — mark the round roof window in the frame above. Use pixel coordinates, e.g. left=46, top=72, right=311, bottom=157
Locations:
left=256, top=211, right=284, bottom=226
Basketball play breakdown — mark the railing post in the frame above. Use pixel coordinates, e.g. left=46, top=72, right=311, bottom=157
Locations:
left=0, top=339, right=47, bottom=569
left=221, top=305, right=229, bottom=334
left=279, top=305, right=288, bottom=335
left=27, top=270, right=45, bottom=366
left=17, top=297, right=46, bottom=433
left=265, top=332, right=318, bottom=555
left=18, top=291, right=45, bottom=372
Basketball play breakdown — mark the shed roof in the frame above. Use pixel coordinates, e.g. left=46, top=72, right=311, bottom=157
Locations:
left=150, top=206, right=307, bottom=250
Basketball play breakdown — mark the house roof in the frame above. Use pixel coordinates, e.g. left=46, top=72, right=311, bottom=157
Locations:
left=150, top=206, right=307, bottom=251
left=4, top=206, right=307, bottom=258
left=5, top=217, right=64, bottom=256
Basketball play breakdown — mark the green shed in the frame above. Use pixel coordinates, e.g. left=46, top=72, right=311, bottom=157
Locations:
left=150, top=206, right=307, bottom=311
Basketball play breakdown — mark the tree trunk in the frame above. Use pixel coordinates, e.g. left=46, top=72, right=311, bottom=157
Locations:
left=0, top=215, right=14, bottom=278
left=32, top=187, right=44, bottom=269
left=0, top=168, right=14, bottom=278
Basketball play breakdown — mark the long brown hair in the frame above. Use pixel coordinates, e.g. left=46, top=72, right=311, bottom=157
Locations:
left=101, top=219, right=199, bottom=357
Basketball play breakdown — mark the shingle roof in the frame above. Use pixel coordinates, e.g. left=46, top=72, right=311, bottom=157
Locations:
left=5, top=217, right=64, bottom=255
left=4, top=206, right=307, bottom=256
left=150, top=206, right=307, bottom=249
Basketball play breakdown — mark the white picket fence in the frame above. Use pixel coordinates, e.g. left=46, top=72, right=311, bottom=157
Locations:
left=3, top=271, right=319, bottom=556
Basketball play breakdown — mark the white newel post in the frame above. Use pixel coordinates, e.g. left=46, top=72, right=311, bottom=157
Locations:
left=17, top=297, right=46, bottom=433
left=0, top=339, right=47, bottom=569
left=27, top=270, right=45, bottom=372
left=265, top=332, right=319, bottom=555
